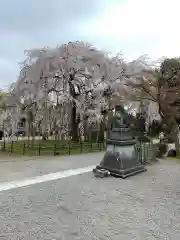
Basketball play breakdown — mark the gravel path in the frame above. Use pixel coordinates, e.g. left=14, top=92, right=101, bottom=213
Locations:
left=0, top=158, right=180, bottom=239
left=0, top=152, right=103, bottom=182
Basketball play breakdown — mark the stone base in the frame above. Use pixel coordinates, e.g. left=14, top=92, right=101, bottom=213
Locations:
left=96, top=164, right=146, bottom=179
left=93, top=168, right=111, bottom=178
left=95, top=152, right=147, bottom=179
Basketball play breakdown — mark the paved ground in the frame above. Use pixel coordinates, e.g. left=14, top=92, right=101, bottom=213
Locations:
left=0, top=153, right=103, bottom=182
left=0, top=155, right=179, bottom=239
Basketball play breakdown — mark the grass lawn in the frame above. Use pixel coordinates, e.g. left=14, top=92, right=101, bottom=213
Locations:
left=1, top=140, right=106, bottom=156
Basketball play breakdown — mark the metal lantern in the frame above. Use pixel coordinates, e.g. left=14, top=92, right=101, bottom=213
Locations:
left=93, top=105, right=147, bottom=178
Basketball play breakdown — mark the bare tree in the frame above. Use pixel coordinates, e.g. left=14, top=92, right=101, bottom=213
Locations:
left=125, top=57, right=180, bottom=154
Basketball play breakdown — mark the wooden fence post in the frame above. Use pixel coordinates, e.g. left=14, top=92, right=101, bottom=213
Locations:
left=11, top=141, right=14, bottom=153
left=68, top=142, right=71, bottom=155
left=90, top=142, right=92, bottom=152
left=100, top=142, right=102, bottom=151
left=80, top=142, right=83, bottom=153
left=38, top=144, right=41, bottom=156
left=3, top=138, right=5, bottom=151
left=22, top=143, right=26, bottom=155
left=54, top=143, right=57, bottom=156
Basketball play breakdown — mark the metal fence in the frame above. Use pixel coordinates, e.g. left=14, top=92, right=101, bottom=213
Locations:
left=0, top=139, right=156, bottom=163
left=136, top=142, right=157, bottom=164
left=1, top=140, right=106, bottom=156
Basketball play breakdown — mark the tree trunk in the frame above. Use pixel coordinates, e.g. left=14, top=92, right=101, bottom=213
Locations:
left=171, top=122, right=180, bottom=155
left=98, top=119, right=105, bottom=141
left=71, top=103, right=78, bottom=141
left=28, top=120, right=33, bottom=144
left=32, top=122, right=36, bottom=145
left=42, top=132, right=48, bottom=141
left=83, top=121, right=88, bottom=141
left=107, top=110, right=113, bottom=139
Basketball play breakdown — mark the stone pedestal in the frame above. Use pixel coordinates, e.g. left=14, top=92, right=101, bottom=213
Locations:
left=94, top=126, right=147, bottom=179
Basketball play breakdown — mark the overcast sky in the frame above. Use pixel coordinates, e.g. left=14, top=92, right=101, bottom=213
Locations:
left=0, top=0, right=179, bottom=89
